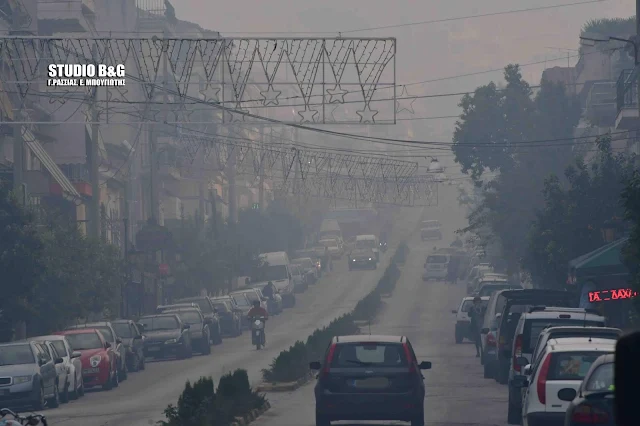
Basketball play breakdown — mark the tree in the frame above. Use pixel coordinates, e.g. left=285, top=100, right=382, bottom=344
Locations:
left=523, top=137, right=635, bottom=288
left=622, top=168, right=640, bottom=313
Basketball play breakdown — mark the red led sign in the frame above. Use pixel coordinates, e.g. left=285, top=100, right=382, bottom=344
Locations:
left=588, top=288, right=638, bottom=303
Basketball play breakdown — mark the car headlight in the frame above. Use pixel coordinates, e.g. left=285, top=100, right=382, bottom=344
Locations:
left=90, top=355, right=102, bottom=367
left=369, top=258, right=372, bottom=261
left=13, top=375, right=32, bottom=385
left=165, top=339, right=178, bottom=344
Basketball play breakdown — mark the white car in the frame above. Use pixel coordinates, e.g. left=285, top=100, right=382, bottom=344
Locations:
left=452, top=296, right=489, bottom=343
left=519, top=337, right=615, bottom=426
left=319, top=238, right=343, bottom=259
left=33, top=335, right=84, bottom=401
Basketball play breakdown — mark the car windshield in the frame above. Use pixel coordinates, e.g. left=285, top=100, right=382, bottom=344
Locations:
left=66, top=332, right=102, bottom=350
left=177, top=299, right=212, bottom=313
left=331, top=343, right=409, bottom=367
left=139, top=316, right=179, bottom=331
left=478, top=284, right=514, bottom=297
left=212, top=301, right=230, bottom=312
left=461, top=300, right=488, bottom=312
left=427, top=255, right=448, bottom=263
left=171, top=311, right=202, bottom=324
left=422, top=221, right=440, bottom=228
left=0, top=345, right=35, bottom=366
left=549, top=351, right=610, bottom=381
left=237, top=292, right=258, bottom=302
left=90, top=327, right=114, bottom=342
left=231, top=294, right=250, bottom=307
left=51, top=341, right=68, bottom=357
left=252, top=264, right=288, bottom=282
left=524, top=320, right=605, bottom=352
left=112, top=323, right=132, bottom=338
left=292, top=259, right=314, bottom=269
left=356, top=240, right=375, bottom=249
left=585, top=362, right=614, bottom=391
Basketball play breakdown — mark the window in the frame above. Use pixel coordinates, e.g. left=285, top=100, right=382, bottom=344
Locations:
left=585, top=362, right=614, bottom=391
left=478, top=284, right=514, bottom=297
left=460, top=299, right=489, bottom=312
left=549, top=352, right=610, bottom=381
left=48, top=344, right=60, bottom=360
left=193, top=300, right=213, bottom=313
left=523, top=320, right=605, bottom=352
left=426, top=255, right=448, bottom=264
left=95, top=327, right=114, bottom=343
left=171, top=311, right=202, bottom=324
left=356, top=240, right=375, bottom=249
left=66, top=332, right=103, bottom=350
left=51, top=341, right=68, bottom=357
left=139, top=316, right=180, bottom=331
left=113, top=323, right=133, bottom=338
left=212, top=301, right=230, bottom=313
left=39, top=344, right=52, bottom=362
left=0, top=345, right=35, bottom=366
left=231, top=294, right=250, bottom=307
left=330, top=343, right=408, bottom=368
left=252, top=264, right=288, bottom=282
left=241, top=292, right=259, bottom=303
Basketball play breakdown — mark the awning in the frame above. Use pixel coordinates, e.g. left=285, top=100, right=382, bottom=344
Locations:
left=568, top=238, right=629, bottom=281
left=21, top=126, right=81, bottom=199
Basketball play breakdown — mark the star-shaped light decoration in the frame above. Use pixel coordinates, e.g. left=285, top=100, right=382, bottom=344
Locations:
left=47, top=90, right=73, bottom=105
left=198, top=83, right=221, bottom=103
left=356, top=104, right=378, bottom=124
left=229, top=108, right=249, bottom=122
left=260, top=84, right=281, bottom=106
left=329, top=104, right=342, bottom=122
left=396, top=85, right=416, bottom=115
left=298, top=107, right=319, bottom=123
left=326, top=84, right=348, bottom=104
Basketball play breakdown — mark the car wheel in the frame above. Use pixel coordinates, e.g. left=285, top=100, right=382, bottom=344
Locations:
left=205, top=337, right=212, bottom=354
left=214, top=327, right=223, bottom=345
left=411, top=405, right=425, bottom=426
left=129, top=355, right=139, bottom=373
left=113, top=368, right=120, bottom=387
left=121, top=360, right=128, bottom=380
left=497, top=364, right=508, bottom=385
left=48, top=382, right=60, bottom=408
left=315, top=411, right=330, bottom=426
left=70, top=377, right=79, bottom=400
left=103, top=373, right=113, bottom=391
left=60, top=381, right=69, bottom=403
left=33, top=384, right=45, bottom=410
left=507, top=398, right=521, bottom=424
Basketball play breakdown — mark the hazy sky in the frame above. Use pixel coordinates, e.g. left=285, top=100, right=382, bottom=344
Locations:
left=172, top=0, right=634, bottom=146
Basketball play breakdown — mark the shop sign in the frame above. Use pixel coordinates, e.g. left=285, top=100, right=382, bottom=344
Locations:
left=588, top=288, right=638, bottom=302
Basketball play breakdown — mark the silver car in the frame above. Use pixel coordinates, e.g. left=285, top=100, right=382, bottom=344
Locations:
left=32, top=336, right=84, bottom=401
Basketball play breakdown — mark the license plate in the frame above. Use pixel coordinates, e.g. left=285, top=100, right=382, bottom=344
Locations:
left=83, top=368, right=99, bottom=374
left=351, top=377, right=389, bottom=389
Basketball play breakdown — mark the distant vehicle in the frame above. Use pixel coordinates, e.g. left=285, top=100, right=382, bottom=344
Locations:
left=291, top=257, right=319, bottom=283
left=348, top=246, right=377, bottom=270
left=111, top=320, right=145, bottom=372
left=420, top=220, right=442, bottom=241
left=318, top=219, right=342, bottom=241
left=29, top=335, right=84, bottom=401
left=163, top=308, right=211, bottom=355
left=138, top=314, right=192, bottom=359
left=354, top=235, right=379, bottom=261
left=422, top=253, right=450, bottom=281
left=252, top=252, right=295, bottom=308
left=289, top=264, right=308, bottom=292
left=452, top=296, right=490, bottom=344
left=174, top=297, right=223, bottom=345
left=294, top=249, right=323, bottom=276
left=324, top=208, right=379, bottom=240
left=309, top=334, right=432, bottom=426
left=209, top=296, right=243, bottom=336
left=319, top=238, right=344, bottom=259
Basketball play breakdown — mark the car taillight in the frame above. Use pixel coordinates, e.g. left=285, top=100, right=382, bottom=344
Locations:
left=322, top=344, right=336, bottom=378
left=402, top=343, right=416, bottom=373
left=486, top=332, right=496, bottom=347
left=537, top=354, right=552, bottom=405
left=513, top=334, right=523, bottom=373
left=571, top=404, right=609, bottom=423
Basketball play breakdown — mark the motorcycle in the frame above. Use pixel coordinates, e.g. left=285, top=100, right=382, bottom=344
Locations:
left=250, top=317, right=267, bottom=350
left=0, top=409, right=47, bottom=426
left=379, top=241, right=388, bottom=253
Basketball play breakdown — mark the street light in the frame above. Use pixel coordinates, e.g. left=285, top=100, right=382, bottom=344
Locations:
left=580, top=33, right=638, bottom=65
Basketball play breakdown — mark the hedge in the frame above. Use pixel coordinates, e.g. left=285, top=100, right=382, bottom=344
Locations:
left=261, top=242, right=409, bottom=383
left=160, top=369, right=265, bottom=426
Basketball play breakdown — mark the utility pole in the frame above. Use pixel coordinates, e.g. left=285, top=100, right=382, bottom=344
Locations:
left=636, top=0, right=640, bottom=121
left=89, top=42, right=101, bottom=237
left=228, top=139, right=237, bottom=224
left=258, top=126, right=266, bottom=211
left=209, top=188, right=218, bottom=239
left=122, top=216, right=129, bottom=318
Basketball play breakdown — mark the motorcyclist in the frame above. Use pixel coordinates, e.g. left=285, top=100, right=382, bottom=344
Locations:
left=247, top=300, right=268, bottom=320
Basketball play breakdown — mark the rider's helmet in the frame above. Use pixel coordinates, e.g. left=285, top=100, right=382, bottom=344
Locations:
left=253, top=300, right=260, bottom=308
left=267, top=280, right=273, bottom=287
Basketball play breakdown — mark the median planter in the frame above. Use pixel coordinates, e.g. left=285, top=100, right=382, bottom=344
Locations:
left=259, top=241, right=409, bottom=388
left=160, top=370, right=268, bottom=426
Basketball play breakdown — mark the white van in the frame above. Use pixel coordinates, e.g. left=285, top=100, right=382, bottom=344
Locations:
left=252, top=252, right=296, bottom=308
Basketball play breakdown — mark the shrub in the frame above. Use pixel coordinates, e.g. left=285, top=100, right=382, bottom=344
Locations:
left=392, top=241, right=409, bottom=265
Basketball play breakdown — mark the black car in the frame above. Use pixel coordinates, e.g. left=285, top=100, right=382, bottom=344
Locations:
left=310, top=334, right=432, bottom=426
left=348, top=248, right=377, bottom=270
left=175, top=297, right=223, bottom=345
left=138, top=314, right=192, bottom=359
left=562, top=353, right=614, bottom=426
left=164, top=309, right=211, bottom=355
left=111, top=320, right=145, bottom=372
left=210, top=297, right=242, bottom=337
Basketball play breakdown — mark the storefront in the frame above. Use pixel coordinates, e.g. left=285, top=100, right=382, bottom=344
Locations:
left=568, top=238, right=634, bottom=329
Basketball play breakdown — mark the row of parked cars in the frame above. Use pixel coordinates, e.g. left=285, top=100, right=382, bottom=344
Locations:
left=0, top=270, right=328, bottom=412
left=453, top=285, right=620, bottom=426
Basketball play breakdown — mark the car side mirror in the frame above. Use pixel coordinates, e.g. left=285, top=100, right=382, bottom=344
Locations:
left=116, top=338, right=122, bottom=345
left=105, top=342, right=111, bottom=349
left=516, top=356, right=528, bottom=367
left=418, top=361, right=432, bottom=370
left=71, top=351, right=81, bottom=358
left=451, top=310, right=457, bottom=314
left=481, top=328, right=490, bottom=334
left=183, top=324, right=191, bottom=330
left=137, top=323, right=145, bottom=332
left=55, top=357, right=64, bottom=364
left=523, top=364, right=532, bottom=376
left=309, top=361, right=321, bottom=370
left=557, top=388, right=577, bottom=402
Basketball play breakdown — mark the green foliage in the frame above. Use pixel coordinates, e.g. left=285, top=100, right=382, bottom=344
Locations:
left=523, top=137, right=635, bottom=288
left=160, top=370, right=265, bottom=426
left=392, top=242, right=409, bottom=265
left=454, top=66, right=581, bottom=272
left=581, top=17, right=636, bottom=37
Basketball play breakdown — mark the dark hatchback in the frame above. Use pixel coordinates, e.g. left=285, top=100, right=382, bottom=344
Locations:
left=210, top=297, right=242, bottom=337
left=175, top=297, right=222, bottom=345
left=111, top=320, right=145, bottom=372
left=138, top=314, right=192, bottom=359
left=310, top=335, right=431, bottom=426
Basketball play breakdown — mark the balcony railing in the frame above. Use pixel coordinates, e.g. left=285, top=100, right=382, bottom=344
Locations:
left=58, top=163, right=89, bottom=183
left=617, top=69, right=638, bottom=113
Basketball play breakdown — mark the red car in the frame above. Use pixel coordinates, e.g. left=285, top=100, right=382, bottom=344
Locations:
left=56, top=329, right=118, bottom=391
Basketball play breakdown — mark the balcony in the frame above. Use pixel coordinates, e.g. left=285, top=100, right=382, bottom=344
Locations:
left=585, top=82, right=617, bottom=127
left=57, top=163, right=92, bottom=197
left=616, top=69, right=639, bottom=130
left=37, top=0, right=96, bottom=34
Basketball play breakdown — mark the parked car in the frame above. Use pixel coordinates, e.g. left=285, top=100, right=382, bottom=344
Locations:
left=210, top=297, right=243, bottom=336
left=506, top=307, right=606, bottom=424
left=309, top=334, right=432, bottom=426
left=246, top=282, right=283, bottom=315
left=289, top=264, right=308, bottom=292
left=452, top=296, right=489, bottom=344
left=519, top=338, right=615, bottom=426
left=319, top=238, right=343, bottom=259
left=175, top=297, right=223, bottom=345
left=66, top=321, right=127, bottom=382
left=57, top=329, right=118, bottom=391
left=229, top=292, right=253, bottom=328
left=474, top=275, right=520, bottom=297
left=164, top=308, right=211, bottom=355
left=30, top=335, right=83, bottom=401
left=562, top=353, right=615, bottom=426
left=138, top=314, right=193, bottom=359
left=0, top=341, right=62, bottom=409
left=291, top=257, right=319, bottom=283
left=294, top=249, right=323, bottom=278
left=111, top=319, right=146, bottom=372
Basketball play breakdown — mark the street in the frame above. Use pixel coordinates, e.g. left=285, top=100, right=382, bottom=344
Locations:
left=45, top=207, right=425, bottom=426
left=253, top=207, right=508, bottom=426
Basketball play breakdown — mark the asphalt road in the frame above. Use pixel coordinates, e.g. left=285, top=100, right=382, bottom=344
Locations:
left=253, top=212, right=509, bottom=426
left=44, top=206, right=424, bottom=426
